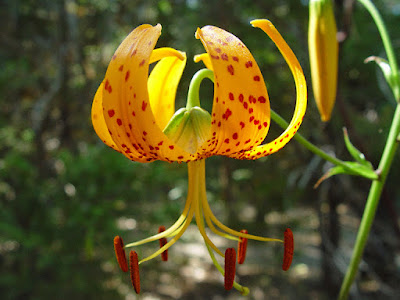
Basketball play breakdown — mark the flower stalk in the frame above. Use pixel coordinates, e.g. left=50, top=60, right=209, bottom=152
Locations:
left=270, top=110, right=378, bottom=181
left=337, top=1, right=400, bottom=298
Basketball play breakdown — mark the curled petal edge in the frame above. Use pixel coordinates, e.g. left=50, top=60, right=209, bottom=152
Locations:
left=242, top=19, right=307, bottom=159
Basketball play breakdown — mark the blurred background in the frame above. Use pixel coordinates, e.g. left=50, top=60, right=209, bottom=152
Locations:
left=1, top=0, right=400, bottom=299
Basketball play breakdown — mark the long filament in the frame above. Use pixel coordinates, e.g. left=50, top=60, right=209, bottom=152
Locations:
left=125, top=171, right=193, bottom=248
left=192, top=160, right=224, bottom=256
left=139, top=202, right=195, bottom=264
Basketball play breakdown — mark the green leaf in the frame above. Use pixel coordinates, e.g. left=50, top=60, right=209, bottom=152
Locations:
left=343, top=128, right=373, bottom=168
left=314, top=161, right=378, bottom=188
left=365, top=56, right=400, bottom=101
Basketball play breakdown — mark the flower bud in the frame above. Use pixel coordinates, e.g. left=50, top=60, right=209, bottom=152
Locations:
left=308, top=0, right=338, bottom=122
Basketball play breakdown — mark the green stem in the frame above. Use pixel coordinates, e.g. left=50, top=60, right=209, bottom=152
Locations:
left=338, top=103, right=400, bottom=299
left=357, top=0, right=400, bottom=101
left=270, top=110, right=378, bottom=180
left=186, top=69, right=214, bottom=109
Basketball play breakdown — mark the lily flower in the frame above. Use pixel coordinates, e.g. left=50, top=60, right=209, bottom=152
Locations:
left=92, top=19, right=306, bottom=295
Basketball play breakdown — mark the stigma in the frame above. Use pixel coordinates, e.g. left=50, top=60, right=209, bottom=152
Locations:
left=113, top=159, right=294, bottom=294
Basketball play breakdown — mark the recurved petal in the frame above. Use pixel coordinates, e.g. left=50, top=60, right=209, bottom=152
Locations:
left=148, top=48, right=187, bottom=130
left=101, top=24, right=194, bottom=163
left=236, top=20, right=307, bottom=160
left=92, top=82, right=120, bottom=152
left=194, top=53, right=213, bottom=71
left=195, top=26, right=270, bottom=157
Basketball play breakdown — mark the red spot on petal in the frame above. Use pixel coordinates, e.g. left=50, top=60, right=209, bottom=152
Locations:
left=258, top=96, right=267, bottom=103
left=229, top=93, right=234, bottom=101
left=117, top=118, right=122, bottom=126
left=240, top=122, right=245, bottom=129
left=143, top=131, right=147, bottom=136
left=125, top=70, right=130, bottom=82
left=142, top=101, right=147, bottom=111
left=118, top=65, right=124, bottom=71
left=224, top=138, right=229, bottom=143
left=108, top=109, right=115, bottom=118
left=249, top=116, right=254, bottom=122
left=227, top=64, right=234, bottom=75
left=169, top=145, right=174, bottom=150
left=253, top=75, right=260, bottom=81
left=245, top=61, right=253, bottom=68
left=104, top=79, right=112, bottom=93
left=233, top=56, right=239, bottom=62
left=221, top=53, right=228, bottom=61
left=238, top=94, right=244, bottom=102
left=139, top=59, right=145, bottom=66
left=263, top=121, right=268, bottom=127
left=222, top=108, right=232, bottom=120
left=232, top=133, right=238, bottom=139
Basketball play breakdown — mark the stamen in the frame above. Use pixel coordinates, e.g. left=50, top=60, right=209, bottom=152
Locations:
left=237, top=229, right=248, bottom=264
left=129, top=251, right=141, bottom=294
left=113, top=236, right=128, bottom=272
left=139, top=203, right=195, bottom=264
left=124, top=192, right=192, bottom=248
left=201, top=191, right=282, bottom=243
left=282, top=228, right=294, bottom=271
left=158, top=225, right=168, bottom=261
left=224, top=248, right=236, bottom=290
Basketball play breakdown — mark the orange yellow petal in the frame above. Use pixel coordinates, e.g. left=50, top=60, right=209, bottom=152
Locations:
left=101, top=24, right=194, bottom=163
left=91, top=82, right=121, bottom=153
left=236, top=19, right=307, bottom=159
left=195, top=26, right=270, bottom=157
left=148, top=48, right=187, bottom=130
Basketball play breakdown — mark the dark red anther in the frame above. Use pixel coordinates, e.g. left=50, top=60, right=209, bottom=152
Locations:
left=113, top=236, right=128, bottom=272
left=237, top=229, right=248, bottom=264
left=158, top=225, right=168, bottom=261
left=282, top=228, right=294, bottom=271
left=224, top=248, right=236, bottom=290
left=129, top=250, right=141, bottom=294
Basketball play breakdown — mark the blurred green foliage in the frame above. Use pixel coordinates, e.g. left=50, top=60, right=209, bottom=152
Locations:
left=1, top=0, right=400, bottom=299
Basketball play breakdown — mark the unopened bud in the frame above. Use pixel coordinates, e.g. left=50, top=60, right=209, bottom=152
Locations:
left=309, top=0, right=338, bottom=121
